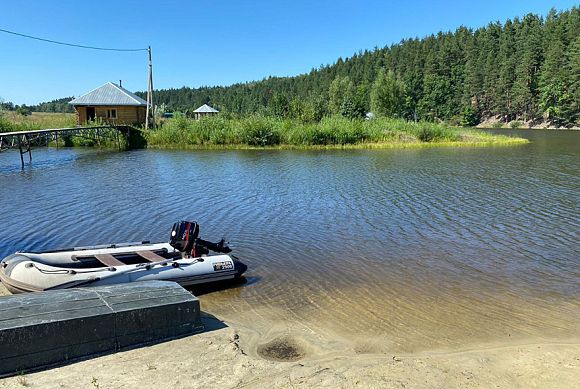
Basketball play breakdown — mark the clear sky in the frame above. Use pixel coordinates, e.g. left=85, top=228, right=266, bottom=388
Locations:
left=0, top=0, right=577, bottom=105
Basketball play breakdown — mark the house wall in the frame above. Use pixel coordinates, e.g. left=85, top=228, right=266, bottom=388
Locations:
left=74, top=106, right=146, bottom=125
left=75, top=106, right=86, bottom=124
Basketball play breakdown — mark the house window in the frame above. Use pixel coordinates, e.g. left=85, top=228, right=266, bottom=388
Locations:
left=107, top=109, right=117, bottom=119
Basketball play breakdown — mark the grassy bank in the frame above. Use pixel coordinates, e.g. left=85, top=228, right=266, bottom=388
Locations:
left=0, top=112, right=527, bottom=148
left=0, top=112, right=76, bottom=132
left=145, top=115, right=528, bottom=149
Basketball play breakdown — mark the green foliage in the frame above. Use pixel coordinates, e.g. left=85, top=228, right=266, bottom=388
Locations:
left=146, top=115, right=518, bottom=148
left=510, top=120, right=523, bottom=128
left=0, top=112, right=76, bottom=132
left=340, top=97, right=366, bottom=119
left=412, top=122, right=459, bottom=142
left=241, top=116, right=281, bottom=146
left=0, top=116, right=12, bottom=132
left=328, top=76, right=354, bottom=115
left=34, top=97, right=75, bottom=113
left=16, top=105, right=31, bottom=116
left=269, top=93, right=290, bottom=118
left=460, top=106, right=480, bottom=127
left=370, top=70, right=407, bottom=118
left=18, top=7, right=580, bottom=127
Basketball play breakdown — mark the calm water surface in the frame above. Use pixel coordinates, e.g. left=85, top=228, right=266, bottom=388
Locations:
left=0, top=130, right=578, bottom=352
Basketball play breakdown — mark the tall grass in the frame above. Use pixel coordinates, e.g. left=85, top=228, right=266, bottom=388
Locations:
left=0, top=111, right=526, bottom=148
left=146, top=115, right=523, bottom=148
left=0, top=112, right=135, bottom=149
left=0, top=112, right=76, bottom=132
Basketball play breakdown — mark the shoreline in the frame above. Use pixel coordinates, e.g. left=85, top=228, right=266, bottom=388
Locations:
left=479, top=126, right=580, bottom=131
left=476, top=117, right=580, bottom=131
left=143, top=138, right=529, bottom=151
left=1, top=284, right=577, bottom=388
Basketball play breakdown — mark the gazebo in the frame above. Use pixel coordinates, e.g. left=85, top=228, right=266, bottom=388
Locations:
left=69, top=82, right=147, bottom=125
left=193, top=104, right=219, bottom=120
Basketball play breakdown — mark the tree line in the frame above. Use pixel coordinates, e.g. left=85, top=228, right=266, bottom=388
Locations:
left=7, top=7, right=579, bottom=126
left=143, top=7, right=578, bottom=126
left=0, top=97, right=74, bottom=115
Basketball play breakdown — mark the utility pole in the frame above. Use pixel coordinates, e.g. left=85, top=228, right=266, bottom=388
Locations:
left=145, top=46, right=154, bottom=129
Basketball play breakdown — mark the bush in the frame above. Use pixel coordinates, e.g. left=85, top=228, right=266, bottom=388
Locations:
left=16, top=106, right=31, bottom=116
left=413, top=122, right=459, bottom=142
left=241, top=116, right=281, bottom=146
left=0, top=115, right=13, bottom=132
left=460, top=106, right=480, bottom=127
left=510, top=120, right=523, bottom=129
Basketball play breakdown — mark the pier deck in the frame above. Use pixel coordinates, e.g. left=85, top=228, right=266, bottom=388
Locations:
left=0, top=281, right=202, bottom=377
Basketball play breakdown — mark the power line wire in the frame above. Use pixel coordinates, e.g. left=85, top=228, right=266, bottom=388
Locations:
left=0, top=27, right=147, bottom=51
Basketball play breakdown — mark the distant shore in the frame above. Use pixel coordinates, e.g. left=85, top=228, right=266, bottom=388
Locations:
left=0, top=112, right=530, bottom=149
left=476, top=116, right=580, bottom=131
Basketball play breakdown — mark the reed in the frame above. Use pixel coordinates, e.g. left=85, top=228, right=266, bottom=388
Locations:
left=145, top=115, right=526, bottom=148
left=0, top=111, right=528, bottom=149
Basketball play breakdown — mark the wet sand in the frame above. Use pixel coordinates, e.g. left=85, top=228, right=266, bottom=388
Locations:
left=1, top=283, right=578, bottom=388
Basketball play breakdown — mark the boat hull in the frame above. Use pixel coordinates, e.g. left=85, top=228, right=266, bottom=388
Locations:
left=0, top=253, right=247, bottom=294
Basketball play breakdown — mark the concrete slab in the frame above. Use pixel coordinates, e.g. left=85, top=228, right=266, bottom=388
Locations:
left=0, top=281, right=202, bottom=377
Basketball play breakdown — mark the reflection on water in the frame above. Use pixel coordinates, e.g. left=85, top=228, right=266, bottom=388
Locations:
left=0, top=130, right=578, bottom=352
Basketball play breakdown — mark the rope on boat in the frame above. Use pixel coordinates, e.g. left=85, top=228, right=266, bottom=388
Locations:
left=31, top=263, right=115, bottom=275
left=29, top=258, right=198, bottom=276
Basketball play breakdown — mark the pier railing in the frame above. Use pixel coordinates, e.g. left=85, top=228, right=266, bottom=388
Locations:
left=0, top=125, right=138, bottom=168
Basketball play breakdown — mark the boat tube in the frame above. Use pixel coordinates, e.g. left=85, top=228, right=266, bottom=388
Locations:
left=0, top=221, right=247, bottom=294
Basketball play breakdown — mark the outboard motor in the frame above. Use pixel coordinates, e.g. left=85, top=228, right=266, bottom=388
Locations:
left=170, top=221, right=200, bottom=253
left=170, top=220, right=232, bottom=257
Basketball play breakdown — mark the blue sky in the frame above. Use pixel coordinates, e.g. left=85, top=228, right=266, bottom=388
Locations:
left=0, top=0, right=577, bottom=105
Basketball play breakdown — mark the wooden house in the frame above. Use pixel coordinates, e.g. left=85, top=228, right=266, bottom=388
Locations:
left=69, top=82, right=147, bottom=125
left=193, top=104, right=219, bottom=120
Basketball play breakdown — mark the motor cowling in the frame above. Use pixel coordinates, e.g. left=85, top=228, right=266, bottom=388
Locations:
left=169, top=221, right=200, bottom=253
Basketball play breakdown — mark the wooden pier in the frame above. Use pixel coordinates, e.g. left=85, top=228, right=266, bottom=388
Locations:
left=0, top=125, right=137, bottom=168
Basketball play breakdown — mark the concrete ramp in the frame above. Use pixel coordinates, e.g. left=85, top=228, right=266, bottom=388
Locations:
left=0, top=281, right=202, bottom=377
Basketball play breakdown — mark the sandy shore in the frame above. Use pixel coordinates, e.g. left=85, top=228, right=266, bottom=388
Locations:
left=1, top=284, right=578, bottom=388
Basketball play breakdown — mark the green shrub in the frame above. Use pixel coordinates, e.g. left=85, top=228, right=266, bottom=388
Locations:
left=510, top=120, right=523, bottom=129
left=0, top=115, right=13, bottom=132
left=413, top=122, right=459, bottom=142
left=460, top=106, right=480, bottom=127
left=448, top=115, right=462, bottom=127
left=240, top=116, right=281, bottom=146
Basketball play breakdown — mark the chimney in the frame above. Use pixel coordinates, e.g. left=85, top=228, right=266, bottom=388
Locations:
left=119, top=80, right=122, bottom=87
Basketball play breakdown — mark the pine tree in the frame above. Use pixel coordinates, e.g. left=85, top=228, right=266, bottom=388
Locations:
left=538, top=12, right=572, bottom=125
left=496, top=19, right=518, bottom=119
left=511, top=14, right=544, bottom=121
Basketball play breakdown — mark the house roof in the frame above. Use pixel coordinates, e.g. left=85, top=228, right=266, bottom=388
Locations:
left=193, top=104, right=219, bottom=113
left=69, top=82, right=147, bottom=106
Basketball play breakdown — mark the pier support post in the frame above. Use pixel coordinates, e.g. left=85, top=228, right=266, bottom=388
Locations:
left=17, top=137, right=24, bottom=169
left=25, top=134, right=31, bottom=162
left=116, top=127, right=121, bottom=150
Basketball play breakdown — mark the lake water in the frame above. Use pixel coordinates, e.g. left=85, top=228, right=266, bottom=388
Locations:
left=0, top=130, right=578, bottom=352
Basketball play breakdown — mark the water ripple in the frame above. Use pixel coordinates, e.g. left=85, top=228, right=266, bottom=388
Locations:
left=0, top=130, right=578, bottom=351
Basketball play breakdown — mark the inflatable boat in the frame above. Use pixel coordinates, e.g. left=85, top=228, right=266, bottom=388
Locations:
left=0, top=221, right=247, bottom=294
